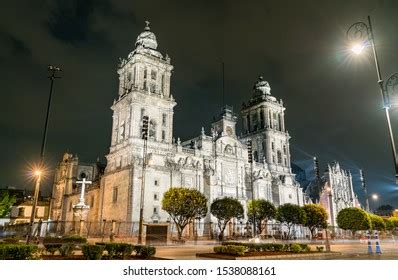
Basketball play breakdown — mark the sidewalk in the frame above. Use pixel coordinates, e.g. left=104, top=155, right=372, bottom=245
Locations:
left=154, top=240, right=398, bottom=260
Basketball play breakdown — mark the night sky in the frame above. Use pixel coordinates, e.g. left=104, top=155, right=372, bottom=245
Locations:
left=1, top=0, right=398, bottom=208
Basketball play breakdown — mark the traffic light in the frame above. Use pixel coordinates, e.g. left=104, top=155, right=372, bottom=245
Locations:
left=142, top=116, right=149, bottom=140
left=247, top=139, right=253, bottom=163
left=313, top=157, right=320, bottom=182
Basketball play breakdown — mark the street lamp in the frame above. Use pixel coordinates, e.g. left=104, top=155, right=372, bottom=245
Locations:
left=347, top=16, right=398, bottom=183
left=359, top=169, right=370, bottom=212
left=26, top=65, right=61, bottom=243
left=247, top=139, right=256, bottom=237
left=324, top=185, right=336, bottom=236
left=371, top=193, right=379, bottom=213
left=138, top=115, right=149, bottom=244
left=28, top=169, right=42, bottom=237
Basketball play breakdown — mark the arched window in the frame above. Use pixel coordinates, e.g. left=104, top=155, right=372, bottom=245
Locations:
left=277, top=150, right=282, bottom=164
left=151, top=70, right=157, bottom=80
left=150, top=82, right=156, bottom=93
left=224, top=144, right=234, bottom=155
left=161, top=74, right=165, bottom=93
left=149, top=120, right=157, bottom=140
left=254, top=151, right=259, bottom=162
left=143, top=68, right=148, bottom=90
left=132, top=66, right=136, bottom=85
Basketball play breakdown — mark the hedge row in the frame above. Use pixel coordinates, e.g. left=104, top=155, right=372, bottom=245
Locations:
left=214, top=245, right=246, bottom=256
left=43, top=235, right=87, bottom=244
left=0, top=244, right=39, bottom=260
left=221, top=242, right=310, bottom=253
left=82, top=243, right=156, bottom=260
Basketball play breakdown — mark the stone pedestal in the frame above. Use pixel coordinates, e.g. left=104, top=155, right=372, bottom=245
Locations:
left=72, top=203, right=90, bottom=235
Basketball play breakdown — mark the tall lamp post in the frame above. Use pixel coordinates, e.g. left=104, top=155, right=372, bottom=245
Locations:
left=359, top=169, right=370, bottom=212
left=347, top=16, right=398, bottom=183
left=27, top=65, right=61, bottom=243
left=138, top=115, right=149, bottom=244
left=247, top=139, right=256, bottom=237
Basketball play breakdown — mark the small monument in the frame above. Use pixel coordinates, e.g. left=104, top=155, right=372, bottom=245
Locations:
left=72, top=173, right=91, bottom=233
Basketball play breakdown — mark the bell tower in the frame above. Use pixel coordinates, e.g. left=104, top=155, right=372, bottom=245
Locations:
left=240, top=76, right=291, bottom=173
left=110, top=21, right=175, bottom=145
left=106, top=22, right=176, bottom=170
left=211, top=105, right=238, bottom=138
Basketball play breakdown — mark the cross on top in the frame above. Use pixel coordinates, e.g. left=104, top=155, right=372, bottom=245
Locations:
left=76, top=177, right=92, bottom=207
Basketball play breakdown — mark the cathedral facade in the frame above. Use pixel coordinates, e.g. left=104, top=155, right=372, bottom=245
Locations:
left=319, top=162, right=360, bottom=227
left=50, top=23, right=305, bottom=229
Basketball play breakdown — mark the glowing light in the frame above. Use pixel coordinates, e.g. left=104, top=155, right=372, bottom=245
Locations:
left=34, top=170, right=42, bottom=176
left=325, top=187, right=331, bottom=193
left=351, top=43, right=365, bottom=55
left=371, top=194, right=378, bottom=200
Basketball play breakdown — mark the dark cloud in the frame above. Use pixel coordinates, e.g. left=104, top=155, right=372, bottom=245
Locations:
left=0, top=0, right=397, bottom=207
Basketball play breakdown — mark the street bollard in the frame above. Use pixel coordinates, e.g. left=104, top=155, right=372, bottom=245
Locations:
left=366, top=231, right=373, bottom=254
left=374, top=230, right=382, bottom=254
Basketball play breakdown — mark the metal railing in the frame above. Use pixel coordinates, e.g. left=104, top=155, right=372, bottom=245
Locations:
left=0, top=220, right=386, bottom=242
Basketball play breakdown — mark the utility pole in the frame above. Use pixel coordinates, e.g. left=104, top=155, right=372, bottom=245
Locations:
left=360, top=169, right=370, bottom=212
left=313, top=156, right=322, bottom=204
left=27, top=65, right=61, bottom=243
left=247, top=139, right=255, bottom=237
left=138, top=115, right=149, bottom=244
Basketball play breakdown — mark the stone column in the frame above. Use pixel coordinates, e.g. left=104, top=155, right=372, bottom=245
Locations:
left=257, top=108, right=261, bottom=130
left=262, top=108, right=267, bottom=129
left=269, top=110, right=273, bottom=129
left=164, top=72, right=171, bottom=97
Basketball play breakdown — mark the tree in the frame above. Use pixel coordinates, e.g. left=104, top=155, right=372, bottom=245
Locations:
left=336, top=207, right=371, bottom=234
left=276, top=203, right=307, bottom=239
left=162, top=187, right=208, bottom=240
left=0, top=191, right=16, bottom=218
left=369, top=214, right=386, bottom=231
left=385, top=217, right=398, bottom=231
left=302, top=204, right=328, bottom=239
left=247, top=199, right=276, bottom=235
left=210, top=197, right=244, bottom=240
left=376, top=205, right=394, bottom=216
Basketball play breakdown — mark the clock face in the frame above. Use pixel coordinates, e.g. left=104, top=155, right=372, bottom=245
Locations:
left=226, top=126, right=233, bottom=136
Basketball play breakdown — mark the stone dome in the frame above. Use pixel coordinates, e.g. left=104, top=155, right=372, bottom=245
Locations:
left=135, top=21, right=158, bottom=50
left=253, top=76, right=271, bottom=95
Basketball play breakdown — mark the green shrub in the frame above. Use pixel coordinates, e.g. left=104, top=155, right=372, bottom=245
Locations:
left=213, top=245, right=246, bottom=256
left=271, top=244, right=285, bottom=251
left=43, top=237, right=63, bottom=244
left=104, top=243, right=134, bottom=259
left=62, top=235, right=87, bottom=244
left=221, top=241, right=310, bottom=253
left=44, top=244, right=62, bottom=255
left=300, top=244, right=310, bottom=252
left=117, top=243, right=134, bottom=258
left=134, top=245, right=156, bottom=258
left=2, top=237, right=21, bottom=244
left=0, top=244, right=39, bottom=260
left=82, top=245, right=104, bottom=260
left=59, top=244, right=75, bottom=258
left=290, top=244, right=302, bottom=253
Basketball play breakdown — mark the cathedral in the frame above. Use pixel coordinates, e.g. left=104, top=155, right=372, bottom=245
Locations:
left=318, top=162, right=361, bottom=228
left=50, top=22, right=306, bottom=231
left=297, top=158, right=362, bottom=228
